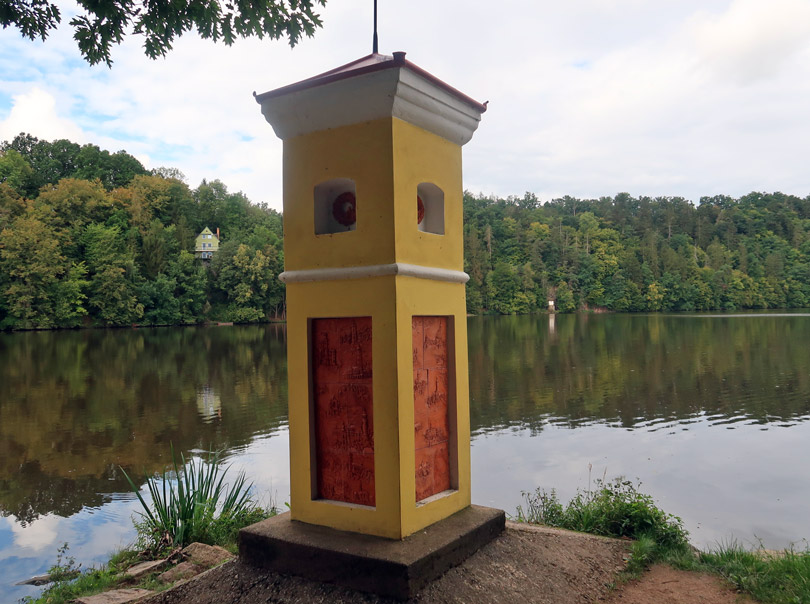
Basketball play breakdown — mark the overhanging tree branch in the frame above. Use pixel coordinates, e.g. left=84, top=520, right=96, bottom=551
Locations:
left=1, top=0, right=325, bottom=66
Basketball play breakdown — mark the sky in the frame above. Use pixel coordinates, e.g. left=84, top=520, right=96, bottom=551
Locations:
left=2, top=0, right=810, bottom=211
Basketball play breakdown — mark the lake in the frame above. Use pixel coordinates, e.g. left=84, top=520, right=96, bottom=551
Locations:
left=2, top=314, right=809, bottom=602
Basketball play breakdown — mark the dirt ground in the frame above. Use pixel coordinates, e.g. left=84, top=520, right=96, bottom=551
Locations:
left=604, top=564, right=753, bottom=603
left=141, top=522, right=749, bottom=604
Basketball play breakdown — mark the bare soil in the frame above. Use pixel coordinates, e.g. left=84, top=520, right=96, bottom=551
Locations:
left=604, top=564, right=754, bottom=603
left=141, top=523, right=749, bottom=604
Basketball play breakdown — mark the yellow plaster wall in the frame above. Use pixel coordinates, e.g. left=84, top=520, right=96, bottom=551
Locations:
left=283, top=119, right=396, bottom=272
left=281, top=113, right=472, bottom=540
left=392, top=119, right=464, bottom=272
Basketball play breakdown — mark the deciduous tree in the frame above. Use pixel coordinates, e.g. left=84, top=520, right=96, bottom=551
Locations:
left=1, top=0, right=326, bottom=66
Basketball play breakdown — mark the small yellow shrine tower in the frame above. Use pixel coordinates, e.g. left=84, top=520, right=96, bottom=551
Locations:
left=241, top=52, right=503, bottom=599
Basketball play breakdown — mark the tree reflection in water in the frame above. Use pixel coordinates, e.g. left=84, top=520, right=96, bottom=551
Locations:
left=0, top=324, right=288, bottom=523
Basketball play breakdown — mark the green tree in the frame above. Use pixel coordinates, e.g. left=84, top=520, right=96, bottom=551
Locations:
left=33, top=178, right=113, bottom=253
left=140, top=219, right=179, bottom=278
left=555, top=282, right=576, bottom=313
left=486, top=262, right=521, bottom=314
left=73, top=144, right=147, bottom=190
left=0, top=216, right=67, bottom=328
left=168, top=251, right=207, bottom=323
left=82, top=224, right=143, bottom=325
left=2, top=0, right=327, bottom=66
left=139, top=273, right=180, bottom=325
left=0, top=183, right=27, bottom=231
left=52, top=262, right=90, bottom=327
left=0, top=149, right=34, bottom=195
left=2, top=135, right=81, bottom=195
left=212, top=242, right=275, bottom=322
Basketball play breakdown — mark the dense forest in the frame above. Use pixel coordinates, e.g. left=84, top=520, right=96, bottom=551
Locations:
left=464, top=191, right=810, bottom=314
left=1, top=134, right=809, bottom=330
left=0, top=134, right=284, bottom=329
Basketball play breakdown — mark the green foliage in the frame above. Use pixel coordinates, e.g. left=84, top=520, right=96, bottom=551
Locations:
left=464, top=190, right=810, bottom=315
left=20, top=543, right=118, bottom=604
left=555, top=282, right=576, bottom=312
left=211, top=242, right=279, bottom=322
left=0, top=148, right=34, bottom=195
left=2, top=0, right=326, bottom=66
left=517, top=477, right=689, bottom=550
left=82, top=224, right=143, bottom=325
left=122, top=447, right=265, bottom=552
left=2, top=134, right=146, bottom=194
left=5, top=131, right=810, bottom=327
left=0, top=215, right=72, bottom=328
left=698, top=545, right=810, bottom=604
left=0, top=134, right=288, bottom=329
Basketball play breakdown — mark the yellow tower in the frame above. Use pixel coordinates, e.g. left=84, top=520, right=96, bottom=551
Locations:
left=256, top=52, right=486, bottom=540
left=252, top=52, right=487, bottom=541
left=241, top=51, right=503, bottom=599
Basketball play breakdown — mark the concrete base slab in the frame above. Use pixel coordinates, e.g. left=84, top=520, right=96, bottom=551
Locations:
left=238, top=505, right=505, bottom=600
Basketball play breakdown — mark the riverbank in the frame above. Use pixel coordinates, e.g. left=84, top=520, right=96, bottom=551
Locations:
left=139, top=523, right=748, bottom=604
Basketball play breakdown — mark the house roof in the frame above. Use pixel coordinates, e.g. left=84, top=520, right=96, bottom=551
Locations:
left=254, top=52, right=487, bottom=114
left=198, top=227, right=219, bottom=240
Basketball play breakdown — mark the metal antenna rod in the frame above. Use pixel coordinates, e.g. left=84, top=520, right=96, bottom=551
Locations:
left=373, top=0, right=379, bottom=53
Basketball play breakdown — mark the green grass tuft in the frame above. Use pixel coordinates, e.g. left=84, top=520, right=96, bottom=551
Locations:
left=698, top=544, right=810, bottom=604
left=122, top=445, right=273, bottom=553
left=517, top=477, right=690, bottom=549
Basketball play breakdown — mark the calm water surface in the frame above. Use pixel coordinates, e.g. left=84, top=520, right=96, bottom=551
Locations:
left=2, top=314, right=809, bottom=602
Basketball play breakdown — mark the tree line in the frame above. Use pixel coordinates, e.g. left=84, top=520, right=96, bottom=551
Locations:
left=464, top=191, right=810, bottom=314
left=0, top=134, right=284, bottom=329
left=3, top=134, right=810, bottom=329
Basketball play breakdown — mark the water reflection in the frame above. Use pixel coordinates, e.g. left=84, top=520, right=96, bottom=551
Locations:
left=0, top=325, right=288, bottom=524
left=467, top=313, right=810, bottom=433
left=2, top=314, right=810, bottom=603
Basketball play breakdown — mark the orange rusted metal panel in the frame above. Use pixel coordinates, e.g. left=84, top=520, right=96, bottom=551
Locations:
left=312, top=317, right=375, bottom=506
left=413, top=316, right=451, bottom=502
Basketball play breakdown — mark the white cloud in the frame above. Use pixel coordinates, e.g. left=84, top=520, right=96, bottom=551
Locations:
left=691, top=0, right=810, bottom=84
left=0, top=88, right=85, bottom=144
left=7, top=514, right=61, bottom=552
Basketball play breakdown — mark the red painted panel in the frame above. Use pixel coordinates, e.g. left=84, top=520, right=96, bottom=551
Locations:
left=413, top=316, right=451, bottom=502
left=312, top=317, right=375, bottom=506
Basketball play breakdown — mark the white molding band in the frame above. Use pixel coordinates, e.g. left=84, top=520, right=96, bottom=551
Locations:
left=279, top=263, right=470, bottom=284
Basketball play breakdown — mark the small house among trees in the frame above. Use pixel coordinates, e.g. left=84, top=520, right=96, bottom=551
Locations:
left=196, top=227, right=219, bottom=259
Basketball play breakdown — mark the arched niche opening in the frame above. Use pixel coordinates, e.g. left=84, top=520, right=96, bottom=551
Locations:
left=314, top=178, right=357, bottom=235
left=417, top=183, right=444, bottom=235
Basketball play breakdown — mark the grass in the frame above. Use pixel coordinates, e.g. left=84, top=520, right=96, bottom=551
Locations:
left=685, top=544, right=810, bottom=604
left=516, top=477, right=810, bottom=603
left=25, top=448, right=276, bottom=604
left=516, top=476, right=691, bottom=560
left=21, top=544, right=130, bottom=604
left=122, top=445, right=273, bottom=554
